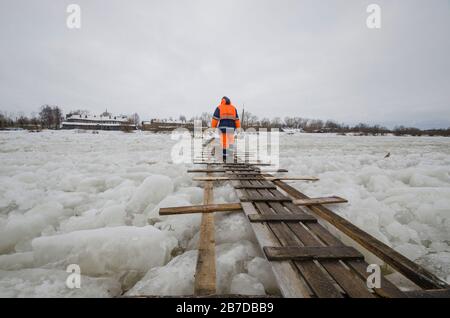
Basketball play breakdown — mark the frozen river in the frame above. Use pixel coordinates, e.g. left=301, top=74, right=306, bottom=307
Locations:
left=0, top=130, right=448, bottom=296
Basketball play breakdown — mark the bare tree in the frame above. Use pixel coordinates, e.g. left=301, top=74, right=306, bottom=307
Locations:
left=52, top=106, right=62, bottom=129
left=0, top=112, right=7, bottom=129
left=393, top=126, right=422, bottom=136
left=39, top=105, right=62, bottom=129
left=284, top=116, right=296, bottom=128
left=243, top=112, right=259, bottom=128
left=324, top=120, right=341, bottom=132
left=121, top=119, right=135, bottom=133
left=271, top=117, right=282, bottom=129
left=306, top=119, right=324, bottom=132
left=260, top=118, right=271, bottom=128
left=39, top=105, right=53, bottom=129
left=17, top=115, right=30, bottom=128
left=294, top=117, right=308, bottom=130
left=131, top=113, right=140, bottom=126
left=200, top=112, right=212, bottom=127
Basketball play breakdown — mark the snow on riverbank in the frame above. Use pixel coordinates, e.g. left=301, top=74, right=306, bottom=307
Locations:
left=0, top=130, right=449, bottom=297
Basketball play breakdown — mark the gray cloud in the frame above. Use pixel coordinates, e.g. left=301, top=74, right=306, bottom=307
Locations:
left=1, top=0, right=449, bottom=128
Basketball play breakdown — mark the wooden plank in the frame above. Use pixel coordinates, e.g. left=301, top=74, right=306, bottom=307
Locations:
left=262, top=189, right=375, bottom=298
left=240, top=196, right=292, bottom=202
left=234, top=184, right=277, bottom=189
left=274, top=202, right=375, bottom=298
left=292, top=196, right=348, bottom=206
left=303, top=219, right=405, bottom=298
left=272, top=179, right=448, bottom=290
left=226, top=170, right=288, bottom=175
left=230, top=166, right=404, bottom=297
left=226, top=172, right=266, bottom=175
left=234, top=185, right=313, bottom=297
left=405, top=289, right=450, bottom=298
left=264, top=246, right=364, bottom=261
left=194, top=176, right=258, bottom=181
left=227, top=177, right=267, bottom=180
left=193, top=176, right=319, bottom=181
left=194, top=169, right=216, bottom=296
left=188, top=169, right=227, bottom=173
left=159, top=203, right=242, bottom=215
left=250, top=188, right=343, bottom=298
left=238, top=201, right=311, bottom=298
left=199, top=162, right=273, bottom=166
left=345, top=260, right=406, bottom=298
left=259, top=169, right=289, bottom=173
left=189, top=168, right=285, bottom=173
left=248, top=213, right=317, bottom=223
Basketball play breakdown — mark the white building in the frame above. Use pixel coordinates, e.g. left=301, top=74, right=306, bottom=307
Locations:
left=61, top=112, right=137, bottom=131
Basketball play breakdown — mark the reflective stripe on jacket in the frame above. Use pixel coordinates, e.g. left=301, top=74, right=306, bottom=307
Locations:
left=211, top=99, right=241, bottom=130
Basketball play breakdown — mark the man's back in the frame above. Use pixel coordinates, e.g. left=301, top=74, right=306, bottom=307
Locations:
left=211, top=96, right=240, bottom=131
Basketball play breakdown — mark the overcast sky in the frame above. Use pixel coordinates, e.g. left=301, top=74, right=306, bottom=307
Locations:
left=0, top=0, right=449, bottom=128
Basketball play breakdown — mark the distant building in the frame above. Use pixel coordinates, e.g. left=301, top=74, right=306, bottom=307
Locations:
left=141, top=119, right=194, bottom=132
left=61, top=112, right=137, bottom=131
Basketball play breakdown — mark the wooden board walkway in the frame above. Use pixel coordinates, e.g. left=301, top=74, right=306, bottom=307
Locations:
left=193, top=165, right=216, bottom=295
left=159, top=138, right=449, bottom=298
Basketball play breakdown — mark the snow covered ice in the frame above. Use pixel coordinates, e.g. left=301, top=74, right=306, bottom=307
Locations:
left=0, top=130, right=449, bottom=297
left=281, top=133, right=450, bottom=284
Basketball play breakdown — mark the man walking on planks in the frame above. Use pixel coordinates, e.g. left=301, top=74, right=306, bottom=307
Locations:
left=211, top=96, right=241, bottom=162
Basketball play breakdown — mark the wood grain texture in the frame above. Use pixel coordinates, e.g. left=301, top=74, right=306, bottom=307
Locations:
left=292, top=196, right=348, bottom=206
left=248, top=213, right=317, bottom=223
left=159, top=203, right=242, bottom=215
left=264, top=246, right=364, bottom=261
left=272, top=179, right=448, bottom=290
left=194, top=169, right=216, bottom=296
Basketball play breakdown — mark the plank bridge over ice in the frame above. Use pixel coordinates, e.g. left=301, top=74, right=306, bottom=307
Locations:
left=158, top=137, right=449, bottom=298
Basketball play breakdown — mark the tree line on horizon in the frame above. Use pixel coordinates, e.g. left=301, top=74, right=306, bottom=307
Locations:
left=175, top=111, right=450, bottom=137
left=0, top=105, right=63, bottom=130
left=1, top=106, right=449, bottom=137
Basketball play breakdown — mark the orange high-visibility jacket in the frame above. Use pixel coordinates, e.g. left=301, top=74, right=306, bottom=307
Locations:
left=211, top=98, right=241, bottom=132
